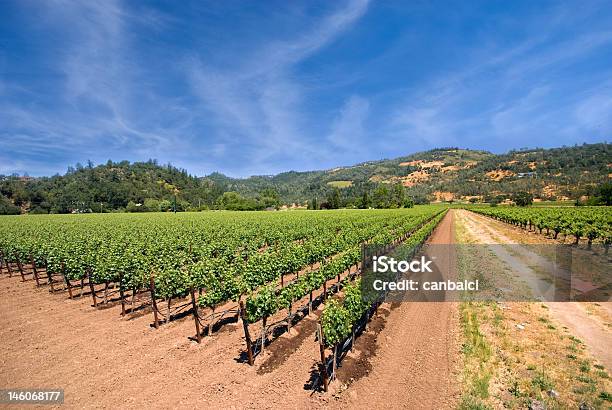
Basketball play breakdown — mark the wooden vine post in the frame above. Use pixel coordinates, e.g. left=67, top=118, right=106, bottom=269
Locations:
left=6, top=256, right=13, bottom=277
left=308, top=290, right=313, bottom=314
left=150, top=273, right=160, bottom=329
left=287, top=302, right=292, bottom=331
left=1, top=252, right=7, bottom=276
left=165, top=298, right=172, bottom=324
left=317, top=324, right=329, bottom=392
left=46, top=260, right=55, bottom=292
left=261, top=316, right=267, bottom=353
left=61, top=262, right=74, bottom=299
left=118, top=273, right=126, bottom=315
left=88, top=269, right=98, bottom=307
left=190, top=287, right=202, bottom=343
left=239, top=300, right=254, bottom=365
left=16, top=254, right=25, bottom=282
left=29, top=254, right=41, bottom=286
left=208, top=304, right=216, bottom=336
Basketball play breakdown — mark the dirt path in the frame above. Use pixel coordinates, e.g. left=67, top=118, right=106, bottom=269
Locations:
left=0, top=213, right=461, bottom=410
left=456, top=209, right=612, bottom=370
left=335, top=211, right=461, bottom=409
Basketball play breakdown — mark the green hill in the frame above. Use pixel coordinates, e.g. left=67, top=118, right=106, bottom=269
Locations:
left=1, top=143, right=610, bottom=213
left=208, top=143, right=610, bottom=204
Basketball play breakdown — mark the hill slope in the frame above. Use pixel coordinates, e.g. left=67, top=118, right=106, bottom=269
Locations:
left=212, top=143, right=610, bottom=203
left=0, top=143, right=610, bottom=213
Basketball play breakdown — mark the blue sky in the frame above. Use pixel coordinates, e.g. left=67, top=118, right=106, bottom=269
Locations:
left=1, top=0, right=611, bottom=177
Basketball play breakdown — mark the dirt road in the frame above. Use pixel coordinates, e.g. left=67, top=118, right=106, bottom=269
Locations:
left=455, top=209, right=612, bottom=370
left=0, top=212, right=461, bottom=409
left=335, top=210, right=461, bottom=409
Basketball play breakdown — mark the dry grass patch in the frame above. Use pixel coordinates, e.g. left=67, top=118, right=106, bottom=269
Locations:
left=454, top=216, right=612, bottom=409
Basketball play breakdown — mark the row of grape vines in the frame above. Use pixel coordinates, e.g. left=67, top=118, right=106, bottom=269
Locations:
left=0, top=208, right=446, bottom=329
left=469, top=206, right=611, bottom=245
left=316, top=210, right=447, bottom=389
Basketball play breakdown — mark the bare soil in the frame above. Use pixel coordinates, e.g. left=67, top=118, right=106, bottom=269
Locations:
left=332, top=211, right=461, bottom=409
left=0, top=213, right=461, bottom=409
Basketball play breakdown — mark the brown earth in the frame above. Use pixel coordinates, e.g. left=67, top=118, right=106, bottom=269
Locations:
left=485, top=169, right=515, bottom=181
left=333, top=211, right=461, bottom=409
left=0, top=213, right=461, bottom=410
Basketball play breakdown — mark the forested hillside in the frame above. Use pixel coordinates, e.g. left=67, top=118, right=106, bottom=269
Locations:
left=1, top=143, right=609, bottom=214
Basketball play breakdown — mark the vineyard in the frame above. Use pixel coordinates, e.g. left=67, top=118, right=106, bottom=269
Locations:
left=0, top=206, right=447, bottom=388
left=470, top=206, right=612, bottom=247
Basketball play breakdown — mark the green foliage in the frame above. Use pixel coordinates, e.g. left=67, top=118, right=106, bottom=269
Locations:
left=321, top=299, right=351, bottom=347
left=512, top=191, right=533, bottom=207
left=320, top=210, right=447, bottom=347
left=585, top=182, right=612, bottom=206
left=472, top=207, right=611, bottom=244
left=308, top=197, right=319, bottom=210
left=1, top=143, right=609, bottom=213
left=245, top=285, right=278, bottom=322
left=531, top=372, right=554, bottom=391
left=599, top=391, right=612, bottom=402
left=0, top=194, right=20, bottom=215
left=216, top=191, right=262, bottom=211
left=326, top=188, right=341, bottom=209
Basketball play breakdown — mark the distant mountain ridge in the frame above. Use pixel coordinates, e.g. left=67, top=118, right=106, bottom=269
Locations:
left=207, top=143, right=610, bottom=203
left=0, top=143, right=610, bottom=213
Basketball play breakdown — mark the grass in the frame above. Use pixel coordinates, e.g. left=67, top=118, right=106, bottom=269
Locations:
left=532, top=372, right=554, bottom=391
left=326, top=180, right=353, bottom=188
left=567, top=343, right=579, bottom=353
left=531, top=200, right=576, bottom=207
left=574, top=383, right=596, bottom=394
left=599, top=391, right=612, bottom=402
left=576, top=375, right=596, bottom=384
left=458, top=396, right=493, bottom=410
left=459, top=302, right=493, bottom=405
left=568, top=335, right=583, bottom=344
left=579, top=362, right=591, bottom=373
left=453, top=211, right=612, bottom=409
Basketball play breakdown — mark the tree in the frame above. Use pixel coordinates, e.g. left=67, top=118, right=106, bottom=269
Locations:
left=373, top=185, right=390, bottom=208
left=327, top=189, right=341, bottom=209
left=308, top=197, right=319, bottom=210
left=586, top=182, right=612, bottom=206
left=359, top=190, right=371, bottom=209
left=391, top=184, right=405, bottom=208
left=216, top=192, right=260, bottom=211
left=512, top=191, right=533, bottom=207
left=0, top=195, right=20, bottom=215
left=259, top=188, right=280, bottom=209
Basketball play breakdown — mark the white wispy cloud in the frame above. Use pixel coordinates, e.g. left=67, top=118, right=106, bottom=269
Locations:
left=186, top=0, right=371, bottom=174
left=0, top=0, right=191, bottom=173
left=328, top=95, right=370, bottom=151
left=382, top=7, right=612, bottom=152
